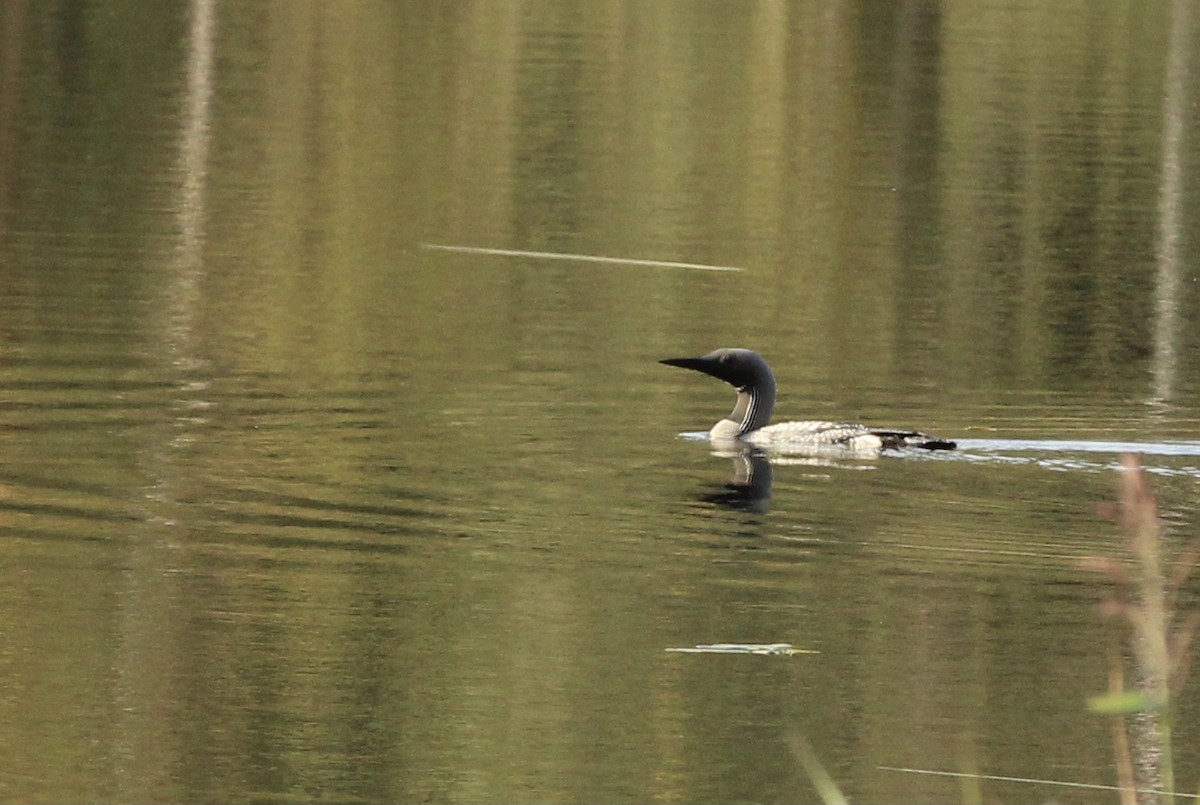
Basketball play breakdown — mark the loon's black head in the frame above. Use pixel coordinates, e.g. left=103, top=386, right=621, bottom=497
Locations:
left=661, top=348, right=778, bottom=436
left=659, top=348, right=774, bottom=391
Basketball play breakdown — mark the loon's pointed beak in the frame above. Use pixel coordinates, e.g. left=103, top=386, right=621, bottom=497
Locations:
left=660, top=355, right=729, bottom=383
left=660, top=356, right=713, bottom=372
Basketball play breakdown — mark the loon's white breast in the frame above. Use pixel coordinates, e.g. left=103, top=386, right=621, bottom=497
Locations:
left=661, top=348, right=956, bottom=455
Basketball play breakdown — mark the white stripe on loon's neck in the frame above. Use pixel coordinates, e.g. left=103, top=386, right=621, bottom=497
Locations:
left=728, top=383, right=774, bottom=436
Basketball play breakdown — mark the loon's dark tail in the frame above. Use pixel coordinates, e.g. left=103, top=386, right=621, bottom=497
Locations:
left=874, top=431, right=957, bottom=451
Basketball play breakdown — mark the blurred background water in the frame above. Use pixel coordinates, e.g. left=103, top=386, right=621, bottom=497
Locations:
left=1, top=1, right=1199, bottom=802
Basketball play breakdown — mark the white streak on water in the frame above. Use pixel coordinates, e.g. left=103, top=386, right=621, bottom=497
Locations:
left=421, top=243, right=744, bottom=272
left=879, top=765, right=1183, bottom=799
left=664, top=643, right=816, bottom=655
left=955, top=439, right=1200, bottom=456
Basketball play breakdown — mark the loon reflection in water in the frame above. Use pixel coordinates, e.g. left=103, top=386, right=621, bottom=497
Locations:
left=661, top=348, right=956, bottom=454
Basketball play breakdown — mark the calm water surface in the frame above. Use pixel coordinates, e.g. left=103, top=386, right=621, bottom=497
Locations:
left=1, top=2, right=1200, bottom=803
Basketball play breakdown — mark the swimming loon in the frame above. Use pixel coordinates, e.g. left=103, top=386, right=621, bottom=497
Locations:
left=661, top=348, right=956, bottom=453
